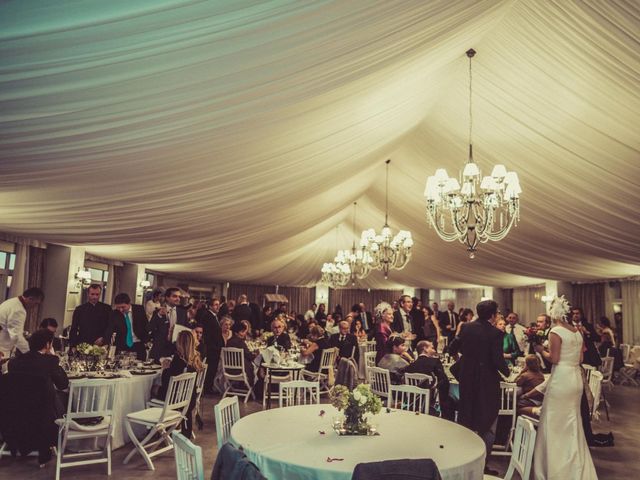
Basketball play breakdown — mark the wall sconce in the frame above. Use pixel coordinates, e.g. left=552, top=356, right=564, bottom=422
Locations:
left=75, top=269, right=92, bottom=288
left=139, top=280, right=151, bottom=290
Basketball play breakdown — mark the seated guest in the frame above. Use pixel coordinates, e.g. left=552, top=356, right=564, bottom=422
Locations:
left=226, top=320, right=255, bottom=386
left=330, top=320, right=359, bottom=363
left=514, top=354, right=545, bottom=395
left=193, top=324, right=207, bottom=361
left=155, top=330, right=204, bottom=438
left=351, top=318, right=368, bottom=342
left=267, top=317, right=292, bottom=351
left=402, top=340, right=453, bottom=419
left=377, top=336, right=413, bottom=384
left=39, top=317, right=64, bottom=353
left=517, top=377, right=547, bottom=418
left=324, top=314, right=338, bottom=335
left=300, top=325, right=330, bottom=372
left=374, top=302, right=394, bottom=364
left=6, top=329, right=69, bottom=464
left=220, top=316, right=234, bottom=346
left=106, top=293, right=149, bottom=360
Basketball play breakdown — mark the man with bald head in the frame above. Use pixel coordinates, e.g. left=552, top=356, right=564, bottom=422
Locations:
left=329, top=320, right=359, bottom=364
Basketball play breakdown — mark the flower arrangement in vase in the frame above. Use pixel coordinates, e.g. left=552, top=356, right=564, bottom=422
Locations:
left=75, top=343, right=107, bottom=371
left=330, top=384, right=382, bottom=435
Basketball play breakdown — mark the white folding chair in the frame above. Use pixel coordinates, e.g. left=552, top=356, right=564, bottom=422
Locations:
left=55, top=379, right=117, bottom=480
left=388, top=384, right=429, bottom=414
left=214, top=395, right=240, bottom=447
left=582, top=363, right=596, bottom=383
left=491, top=382, right=517, bottom=456
left=368, top=367, right=391, bottom=399
left=484, top=417, right=537, bottom=480
left=123, top=371, right=197, bottom=470
left=364, top=351, right=377, bottom=382
left=620, top=344, right=631, bottom=364
left=172, top=430, right=204, bottom=480
left=192, top=363, right=209, bottom=437
left=221, top=347, right=255, bottom=403
left=404, top=372, right=435, bottom=388
left=302, top=347, right=337, bottom=395
left=278, top=380, right=320, bottom=408
left=599, top=356, right=614, bottom=391
left=588, top=370, right=603, bottom=419
left=365, top=340, right=377, bottom=353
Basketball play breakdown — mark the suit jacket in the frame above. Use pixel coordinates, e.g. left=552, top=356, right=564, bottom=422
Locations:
left=8, top=351, right=69, bottom=392
left=578, top=321, right=602, bottom=367
left=249, top=302, right=263, bottom=332
left=438, top=310, right=460, bottom=334
left=105, top=304, right=149, bottom=351
left=455, top=320, right=510, bottom=434
left=149, top=306, right=189, bottom=360
left=69, top=301, right=112, bottom=346
left=392, top=309, right=414, bottom=334
left=357, top=311, right=373, bottom=332
left=198, top=309, right=223, bottom=350
left=403, top=354, right=448, bottom=390
left=267, top=333, right=291, bottom=351
left=232, top=303, right=252, bottom=323
left=329, top=332, right=359, bottom=364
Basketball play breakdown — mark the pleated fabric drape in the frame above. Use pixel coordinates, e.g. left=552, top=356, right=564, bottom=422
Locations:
left=329, top=289, right=404, bottom=316
left=621, top=280, right=640, bottom=345
left=25, top=246, right=46, bottom=333
left=572, top=283, right=606, bottom=326
left=512, top=286, right=546, bottom=326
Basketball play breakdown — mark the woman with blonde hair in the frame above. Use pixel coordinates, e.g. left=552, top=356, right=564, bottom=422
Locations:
left=155, top=329, right=203, bottom=437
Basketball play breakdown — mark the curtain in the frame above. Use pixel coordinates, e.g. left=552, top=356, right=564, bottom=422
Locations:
left=621, top=280, right=640, bottom=345
left=7, top=243, right=28, bottom=298
left=329, top=289, right=403, bottom=316
left=512, top=286, right=545, bottom=326
left=108, top=265, right=121, bottom=306
left=572, top=283, right=606, bottom=325
left=227, top=284, right=274, bottom=307
left=25, top=246, right=46, bottom=333
left=277, top=286, right=316, bottom=316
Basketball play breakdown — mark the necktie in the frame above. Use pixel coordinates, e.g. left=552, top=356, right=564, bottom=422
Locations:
left=125, top=312, right=133, bottom=348
left=168, top=307, right=176, bottom=327
left=361, top=313, right=368, bottom=330
left=340, top=335, right=345, bottom=342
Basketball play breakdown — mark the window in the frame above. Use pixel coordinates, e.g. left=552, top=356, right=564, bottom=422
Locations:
left=0, top=250, right=16, bottom=302
left=83, top=263, right=109, bottom=302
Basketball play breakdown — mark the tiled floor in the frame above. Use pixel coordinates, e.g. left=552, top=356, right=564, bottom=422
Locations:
left=1, top=385, right=637, bottom=479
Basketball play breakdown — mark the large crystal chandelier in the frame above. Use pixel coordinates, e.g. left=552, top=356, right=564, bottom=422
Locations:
left=334, top=202, right=373, bottom=285
left=424, top=48, right=521, bottom=258
left=361, top=159, right=413, bottom=279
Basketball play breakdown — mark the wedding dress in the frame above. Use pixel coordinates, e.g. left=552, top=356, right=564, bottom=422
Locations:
left=533, top=325, right=598, bottom=479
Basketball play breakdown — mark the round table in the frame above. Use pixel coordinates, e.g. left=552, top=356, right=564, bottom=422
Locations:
left=69, top=370, right=161, bottom=448
left=231, top=404, right=485, bottom=480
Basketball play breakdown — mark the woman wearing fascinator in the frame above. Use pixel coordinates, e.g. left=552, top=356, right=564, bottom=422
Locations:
left=532, top=296, right=598, bottom=479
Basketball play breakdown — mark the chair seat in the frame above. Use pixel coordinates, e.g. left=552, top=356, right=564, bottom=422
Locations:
left=147, top=398, right=164, bottom=408
left=484, top=475, right=502, bottom=480
left=127, top=407, right=182, bottom=425
left=55, top=416, right=113, bottom=432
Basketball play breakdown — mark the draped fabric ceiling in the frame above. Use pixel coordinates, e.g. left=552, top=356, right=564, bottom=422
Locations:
left=1, top=0, right=639, bottom=289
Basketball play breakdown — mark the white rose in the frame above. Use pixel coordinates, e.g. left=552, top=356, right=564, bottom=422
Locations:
left=353, top=391, right=362, bottom=401
left=359, top=396, right=367, bottom=405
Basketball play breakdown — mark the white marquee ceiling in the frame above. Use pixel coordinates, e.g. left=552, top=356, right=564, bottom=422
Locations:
left=1, top=0, right=639, bottom=289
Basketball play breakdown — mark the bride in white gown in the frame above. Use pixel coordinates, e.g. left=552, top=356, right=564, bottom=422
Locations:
left=533, top=296, right=597, bottom=479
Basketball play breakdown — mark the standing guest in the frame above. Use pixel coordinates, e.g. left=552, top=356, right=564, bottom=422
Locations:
left=304, top=304, right=316, bottom=322
left=357, top=302, right=372, bottom=333
left=0, top=287, right=44, bottom=358
left=218, top=296, right=228, bottom=318
left=456, top=308, right=474, bottom=336
left=438, top=301, right=459, bottom=345
left=248, top=300, right=263, bottom=336
left=421, top=306, right=441, bottom=346
left=374, top=302, right=394, bottom=364
left=450, top=300, right=509, bottom=476
left=39, top=318, right=64, bottom=353
left=532, top=314, right=552, bottom=372
left=149, top=287, right=189, bottom=362
left=145, top=290, right=163, bottom=321
left=514, top=354, right=545, bottom=395
left=199, top=298, right=223, bottom=394
left=315, top=303, right=327, bottom=322
left=6, top=328, right=69, bottom=465
left=597, top=316, right=616, bottom=357
left=106, top=293, right=149, bottom=360
left=351, top=318, right=368, bottom=342
left=330, top=320, right=359, bottom=362
left=332, top=304, right=343, bottom=319
left=410, top=297, right=426, bottom=344
left=324, top=314, right=338, bottom=335
left=232, top=294, right=252, bottom=328
left=496, top=317, right=523, bottom=366
left=154, top=330, right=203, bottom=439
left=267, top=317, right=292, bottom=351
left=226, top=320, right=256, bottom=386
left=261, top=305, right=274, bottom=330
left=300, top=325, right=330, bottom=373
left=570, top=307, right=601, bottom=368
left=402, top=340, right=453, bottom=419
left=377, top=336, right=413, bottom=383
left=392, top=295, right=415, bottom=339
left=69, top=284, right=111, bottom=347
left=506, top=312, right=528, bottom=354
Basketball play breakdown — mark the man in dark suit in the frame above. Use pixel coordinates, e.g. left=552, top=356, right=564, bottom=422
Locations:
left=69, top=284, right=112, bottom=347
left=199, top=298, right=223, bottom=394
left=232, top=294, right=252, bottom=327
left=329, top=320, right=359, bottom=364
left=571, top=306, right=601, bottom=368
left=450, top=300, right=509, bottom=475
left=402, top=340, right=453, bottom=419
left=392, top=295, right=414, bottom=335
left=438, top=300, right=459, bottom=344
left=106, top=292, right=149, bottom=360
left=410, top=297, right=426, bottom=344
left=149, top=287, right=189, bottom=362
left=357, top=302, right=372, bottom=333
left=267, top=317, right=292, bottom=351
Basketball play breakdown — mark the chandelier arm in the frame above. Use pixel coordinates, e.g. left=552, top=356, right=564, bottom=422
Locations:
left=426, top=206, right=463, bottom=242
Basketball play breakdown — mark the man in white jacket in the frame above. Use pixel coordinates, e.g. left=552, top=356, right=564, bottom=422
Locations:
left=0, top=287, right=44, bottom=359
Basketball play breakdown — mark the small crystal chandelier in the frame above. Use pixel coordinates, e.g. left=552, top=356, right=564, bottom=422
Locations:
left=361, top=159, right=413, bottom=279
left=334, top=202, right=373, bottom=285
left=424, top=48, right=522, bottom=258
left=320, top=261, right=351, bottom=288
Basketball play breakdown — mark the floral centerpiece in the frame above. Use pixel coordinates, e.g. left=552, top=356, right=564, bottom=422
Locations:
left=330, top=384, right=382, bottom=435
left=75, top=343, right=107, bottom=371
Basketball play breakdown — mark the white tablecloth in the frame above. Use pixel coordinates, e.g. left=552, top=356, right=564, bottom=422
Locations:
left=231, top=404, right=485, bottom=480
left=70, top=370, right=161, bottom=448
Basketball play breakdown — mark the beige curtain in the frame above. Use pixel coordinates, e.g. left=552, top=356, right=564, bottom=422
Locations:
left=329, top=289, right=403, bottom=315
left=572, top=283, right=606, bottom=325
left=621, top=280, right=640, bottom=345
left=277, top=286, right=316, bottom=316
left=25, top=246, right=46, bottom=332
left=227, top=284, right=274, bottom=306
left=512, top=286, right=545, bottom=326
left=7, top=243, right=29, bottom=298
